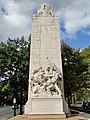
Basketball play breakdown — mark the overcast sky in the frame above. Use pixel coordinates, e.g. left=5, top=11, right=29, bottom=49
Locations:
left=0, top=0, right=90, bottom=49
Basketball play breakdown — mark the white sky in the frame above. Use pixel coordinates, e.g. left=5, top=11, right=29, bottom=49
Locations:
left=0, top=0, right=90, bottom=42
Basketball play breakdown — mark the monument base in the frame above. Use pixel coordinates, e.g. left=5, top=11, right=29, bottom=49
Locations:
left=25, top=114, right=66, bottom=119
left=25, top=96, right=65, bottom=115
left=8, top=114, right=66, bottom=120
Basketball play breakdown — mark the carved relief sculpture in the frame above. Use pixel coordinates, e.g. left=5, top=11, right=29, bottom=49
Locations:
left=31, top=64, right=62, bottom=97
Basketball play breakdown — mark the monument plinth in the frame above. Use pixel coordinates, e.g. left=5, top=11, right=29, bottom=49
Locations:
left=25, top=3, right=68, bottom=118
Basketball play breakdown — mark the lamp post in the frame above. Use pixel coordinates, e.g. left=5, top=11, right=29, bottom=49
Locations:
left=20, top=89, right=23, bottom=115
left=13, top=97, right=16, bottom=116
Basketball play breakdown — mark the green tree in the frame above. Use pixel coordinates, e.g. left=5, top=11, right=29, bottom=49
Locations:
left=0, top=36, right=30, bottom=112
left=61, top=41, right=89, bottom=105
left=81, top=46, right=90, bottom=76
left=80, top=46, right=90, bottom=99
left=81, top=46, right=90, bottom=62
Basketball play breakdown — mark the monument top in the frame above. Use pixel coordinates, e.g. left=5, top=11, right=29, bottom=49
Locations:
left=37, top=3, right=54, bottom=16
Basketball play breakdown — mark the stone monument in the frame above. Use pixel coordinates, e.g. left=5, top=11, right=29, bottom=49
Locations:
left=25, top=3, right=68, bottom=118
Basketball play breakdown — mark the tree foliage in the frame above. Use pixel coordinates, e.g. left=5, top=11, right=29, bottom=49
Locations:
left=61, top=41, right=90, bottom=104
left=81, top=46, right=90, bottom=62
left=80, top=46, right=90, bottom=89
left=0, top=36, right=30, bottom=98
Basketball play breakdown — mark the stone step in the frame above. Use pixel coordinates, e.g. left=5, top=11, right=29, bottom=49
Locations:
left=8, top=114, right=66, bottom=120
left=8, top=114, right=86, bottom=120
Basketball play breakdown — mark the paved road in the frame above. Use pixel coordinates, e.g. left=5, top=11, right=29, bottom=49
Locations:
left=0, top=106, right=19, bottom=120
left=71, top=109, right=90, bottom=119
left=71, top=108, right=90, bottom=119
left=79, top=111, right=90, bottom=119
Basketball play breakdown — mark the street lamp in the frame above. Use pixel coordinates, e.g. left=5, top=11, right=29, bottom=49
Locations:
left=13, top=97, right=16, bottom=116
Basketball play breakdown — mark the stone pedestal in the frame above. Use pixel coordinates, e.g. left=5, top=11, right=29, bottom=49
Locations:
left=25, top=96, right=64, bottom=114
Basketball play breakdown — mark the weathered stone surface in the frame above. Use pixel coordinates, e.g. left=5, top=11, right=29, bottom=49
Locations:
left=25, top=3, right=68, bottom=115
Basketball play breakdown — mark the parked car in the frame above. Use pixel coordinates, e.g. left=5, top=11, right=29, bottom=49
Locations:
left=82, top=102, right=90, bottom=109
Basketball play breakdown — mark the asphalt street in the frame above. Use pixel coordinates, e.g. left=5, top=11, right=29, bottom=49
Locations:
left=0, top=106, right=19, bottom=120
left=79, top=111, right=90, bottom=119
